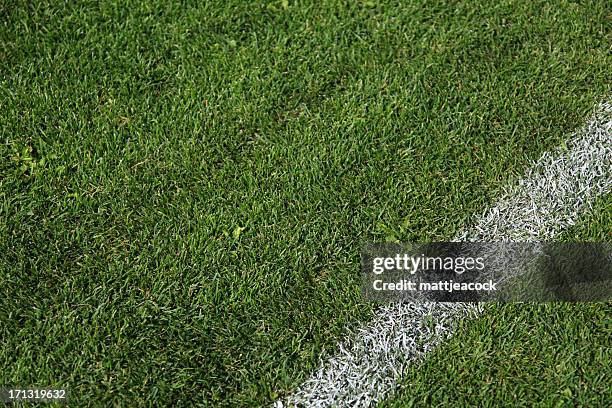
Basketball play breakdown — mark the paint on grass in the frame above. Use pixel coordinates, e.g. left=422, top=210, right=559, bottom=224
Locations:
left=276, top=101, right=612, bottom=407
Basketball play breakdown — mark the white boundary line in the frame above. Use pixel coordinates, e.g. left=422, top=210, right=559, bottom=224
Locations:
left=277, top=101, right=612, bottom=407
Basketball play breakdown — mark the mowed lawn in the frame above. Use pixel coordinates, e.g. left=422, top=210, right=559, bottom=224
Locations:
left=1, top=0, right=610, bottom=406
left=384, top=194, right=612, bottom=407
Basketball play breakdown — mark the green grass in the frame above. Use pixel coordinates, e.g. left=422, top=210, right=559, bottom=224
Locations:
left=383, top=194, right=612, bottom=407
left=383, top=302, right=611, bottom=408
left=1, top=0, right=610, bottom=406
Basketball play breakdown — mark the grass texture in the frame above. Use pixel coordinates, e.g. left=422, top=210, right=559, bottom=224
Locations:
left=385, top=195, right=612, bottom=407
left=1, top=0, right=610, bottom=406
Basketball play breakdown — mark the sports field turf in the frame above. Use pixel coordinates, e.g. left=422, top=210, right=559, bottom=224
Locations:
left=384, top=194, right=612, bottom=407
left=1, top=0, right=610, bottom=406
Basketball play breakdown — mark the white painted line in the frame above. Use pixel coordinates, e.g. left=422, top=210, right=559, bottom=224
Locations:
left=276, top=101, right=612, bottom=407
